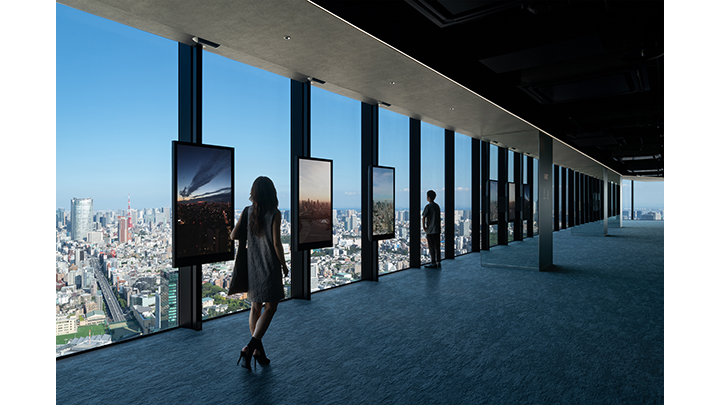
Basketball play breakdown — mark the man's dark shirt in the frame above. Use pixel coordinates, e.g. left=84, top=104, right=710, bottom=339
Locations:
left=422, top=201, right=441, bottom=235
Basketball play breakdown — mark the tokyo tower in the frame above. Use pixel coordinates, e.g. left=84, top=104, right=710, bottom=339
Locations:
left=128, top=194, right=133, bottom=229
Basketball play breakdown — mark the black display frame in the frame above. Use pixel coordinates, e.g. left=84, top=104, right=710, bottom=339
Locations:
left=508, top=182, right=516, bottom=222
left=489, top=180, right=499, bottom=225
left=368, top=165, right=396, bottom=241
left=172, top=141, right=235, bottom=268
left=295, top=156, right=334, bottom=251
left=523, top=184, right=532, bottom=221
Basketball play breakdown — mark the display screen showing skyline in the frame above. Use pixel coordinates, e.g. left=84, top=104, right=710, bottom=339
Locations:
left=523, top=184, right=532, bottom=221
left=508, top=182, right=516, bottom=222
left=489, top=180, right=498, bottom=224
left=371, top=166, right=395, bottom=240
left=297, top=157, right=333, bottom=250
left=172, top=141, right=235, bottom=267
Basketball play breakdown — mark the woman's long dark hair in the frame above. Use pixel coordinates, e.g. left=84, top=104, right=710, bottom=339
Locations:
left=249, top=176, right=278, bottom=237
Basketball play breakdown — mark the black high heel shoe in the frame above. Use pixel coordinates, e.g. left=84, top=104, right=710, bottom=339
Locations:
left=237, top=337, right=261, bottom=369
left=237, top=345, right=251, bottom=368
left=253, top=340, right=270, bottom=366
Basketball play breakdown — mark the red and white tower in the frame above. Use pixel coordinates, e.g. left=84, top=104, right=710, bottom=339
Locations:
left=127, top=194, right=133, bottom=229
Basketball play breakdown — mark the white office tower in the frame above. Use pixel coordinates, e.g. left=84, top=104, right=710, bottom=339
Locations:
left=311, top=263, right=319, bottom=291
left=461, top=220, right=471, bottom=237
left=88, top=231, right=104, bottom=244
left=155, top=289, right=162, bottom=330
left=71, top=198, right=93, bottom=241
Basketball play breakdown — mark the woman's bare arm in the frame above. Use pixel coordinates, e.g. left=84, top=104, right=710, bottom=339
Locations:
left=230, top=210, right=244, bottom=240
left=272, top=211, right=289, bottom=276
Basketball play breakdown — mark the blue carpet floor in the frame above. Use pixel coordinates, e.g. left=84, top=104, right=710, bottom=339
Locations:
left=56, top=220, right=663, bottom=404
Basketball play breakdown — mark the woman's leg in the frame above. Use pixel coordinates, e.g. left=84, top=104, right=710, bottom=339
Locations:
left=252, top=301, right=279, bottom=340
left=249, top=302, right=263, bottom=336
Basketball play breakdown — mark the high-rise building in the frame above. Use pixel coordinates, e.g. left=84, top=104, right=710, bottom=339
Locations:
left=56, top=208, right=66, bottom=228
left=88, top=231, right=103, bottom=244
left=118, top=216, right=129, bottom=243
left=70, top=198, right=93, bottom=241
left=311, top=263, right=319, bottom=291
left=461, top=220, right=471, bottom=237
left=160, top=269, right=178, bottom=329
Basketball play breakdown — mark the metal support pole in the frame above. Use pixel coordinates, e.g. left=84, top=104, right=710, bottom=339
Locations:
left=290, top=79, right=312, bottom=300
left=471, top=138, right=481, bottom=252
left=177, top=42, right=203, bottom=331
left=361, top=102, right=379, bottom=281
left=409, top=118, right=421, bottom=268
left=445, top=129, right=455, bottom=260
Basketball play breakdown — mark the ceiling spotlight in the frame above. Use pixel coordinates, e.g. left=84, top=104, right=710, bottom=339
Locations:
left=192, top=36, right=220, bottom=49
left=308, top=77, right=325, bottom=85
left=390, top=81, right=396, bottom=85
left=284, top=36, right=291, bottom=40
left=380, top=101, right=391, bottom=107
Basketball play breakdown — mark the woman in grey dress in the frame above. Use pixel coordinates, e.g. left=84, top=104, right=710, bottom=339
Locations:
left=231, top=176, right=289, bottom=369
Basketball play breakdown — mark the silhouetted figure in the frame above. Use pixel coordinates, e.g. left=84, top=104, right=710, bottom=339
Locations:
left=231, top=176, right=289, bottom=369
left=422, top=190, right=442, bottom=268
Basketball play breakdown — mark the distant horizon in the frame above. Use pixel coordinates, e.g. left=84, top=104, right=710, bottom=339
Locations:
left=56, top=204, right=670, bottom=214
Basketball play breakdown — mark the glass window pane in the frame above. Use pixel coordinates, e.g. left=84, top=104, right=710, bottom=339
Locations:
left=533, top=158, right=539, bottom=236
left=378, top=108, right=410, bottom=273
left=454, top=133, right=472, bottom=256
left=202, top=51, right=292, bottom=319
left=420, top=122, right=445, bottom=264
left=310, top=87, right=361, bottom=290
left=56, top=4, right=178, bottom=356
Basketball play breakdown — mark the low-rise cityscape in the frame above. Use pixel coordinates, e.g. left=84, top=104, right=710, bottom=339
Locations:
left=55, top=196, right=661, bottom=357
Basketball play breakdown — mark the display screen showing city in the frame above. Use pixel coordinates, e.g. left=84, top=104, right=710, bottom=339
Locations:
left=370, top=165, right=395, bottom=241
left=297, top=157, right=333, bottom=250
left=172, top=141, right=235, bottom=267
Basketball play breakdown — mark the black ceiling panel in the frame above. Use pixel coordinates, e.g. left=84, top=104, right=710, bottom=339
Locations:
left=315, top=0, right=663, bottom=178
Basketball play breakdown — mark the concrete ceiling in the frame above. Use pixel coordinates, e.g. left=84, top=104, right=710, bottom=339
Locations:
left=59, top=0, right=629, bottom=181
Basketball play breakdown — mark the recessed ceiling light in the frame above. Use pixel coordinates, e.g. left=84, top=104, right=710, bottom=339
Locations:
left=284, top=36, right=291, bottom=40
left=390, top=81, right=396, bottom=85
left=449, top=107, right=455, bottom=110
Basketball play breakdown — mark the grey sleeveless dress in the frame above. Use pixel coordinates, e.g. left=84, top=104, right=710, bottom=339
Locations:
left=245, top=206, right=285, bottom=303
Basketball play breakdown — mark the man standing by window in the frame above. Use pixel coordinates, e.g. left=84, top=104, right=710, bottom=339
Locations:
left=422, top=190, right=441, bottom=269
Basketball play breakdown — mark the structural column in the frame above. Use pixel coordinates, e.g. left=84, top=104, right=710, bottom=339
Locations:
left=290, top=79, right=312, bottom=300
left=603, top=168, right=608, bottom=235
left=177, top=42, right=203, bottom=331
left=445, top=129, right=455, bottom=260
left=513, top=151, right=523, bottom=241
left=617, top=176, right=625, bottom=228
left=409, top=118, right=421, bottom=268
left=561, top=167, right=568, bottom=229
left=471, top=138, right=481, bottom=252
left=568, top=169, right=575, bottom=228
left=553, top=164, right=560, bottom=231
left=498, top=147, right=508, bottom=245
left=525, top=154, right=534, bottom=238
left=538, top=132, right=553, bottom=271
left=361, top=102, right=379, bottom=281
left=631, top=180, right=634, bottom=220
left=481, top=141, right=490, bottom=250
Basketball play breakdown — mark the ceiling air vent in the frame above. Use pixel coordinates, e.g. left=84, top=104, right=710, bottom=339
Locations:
left=405, top=0, right=523, bottom=28
left=519, top=67, right=650, bottom=104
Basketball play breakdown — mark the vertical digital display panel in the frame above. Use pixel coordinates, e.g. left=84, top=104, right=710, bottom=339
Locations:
left=370, top=165, right=395, bottom=241
left=489, top=180, right=498, bottom=224
left=172, top=141, right=235, bottom=267
left=297, top=157, right=333, bottom=250
left=508, top=182, right=516, bottom=222
left=523, top=184, right=532, bottom=221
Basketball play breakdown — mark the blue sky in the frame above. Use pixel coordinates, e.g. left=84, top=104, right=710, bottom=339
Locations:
left=56, top=3, right=662, bottom=213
